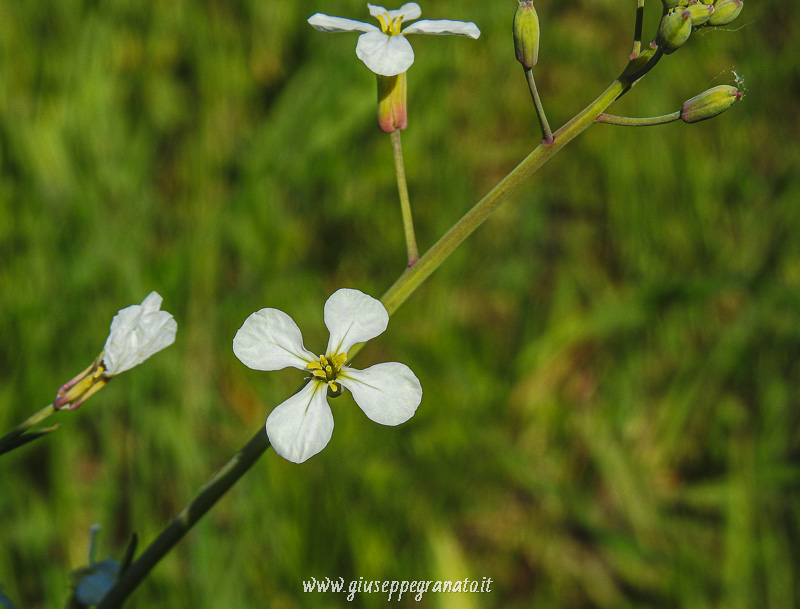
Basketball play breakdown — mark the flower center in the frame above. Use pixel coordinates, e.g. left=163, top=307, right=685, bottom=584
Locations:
left=377, top=13, right=404, bottom=36
left=307, top=352, right=348, bottom=397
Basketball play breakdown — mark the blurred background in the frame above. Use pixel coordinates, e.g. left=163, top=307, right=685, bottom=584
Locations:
left=1, top=1, right=798, bottom=607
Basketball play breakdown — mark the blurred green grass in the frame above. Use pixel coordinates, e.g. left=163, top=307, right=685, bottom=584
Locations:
left=2, top=1, right=799, bottom=608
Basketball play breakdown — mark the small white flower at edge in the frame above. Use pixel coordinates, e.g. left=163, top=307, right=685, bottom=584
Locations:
left=308, top=2, right=480, bottom=77
left=233, top=288, right=422, bottom=463
left=54, top=292, right=177, bottom=410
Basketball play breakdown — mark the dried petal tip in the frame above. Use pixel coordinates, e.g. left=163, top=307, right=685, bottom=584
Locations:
left=708, top=0, right=743, bottom=26
left=513, top=1, right=540, bottom=69
left=681, top=85, right=742, bottom=123
left=655, top=9, right=693, bottom=54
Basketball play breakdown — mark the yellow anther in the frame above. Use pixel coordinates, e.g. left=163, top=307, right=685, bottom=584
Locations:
left=377, top=13, right=404, bottom=36
left=391, top=16, right=403, bottom=35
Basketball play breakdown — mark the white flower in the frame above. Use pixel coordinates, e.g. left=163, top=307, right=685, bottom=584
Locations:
left=54, top=292, right=177, bottom=410
left=102, top=291, right=177, bottom=375
left=233, top=288, right=422, bottom=463
left=308, top=2, right=480, bottom=77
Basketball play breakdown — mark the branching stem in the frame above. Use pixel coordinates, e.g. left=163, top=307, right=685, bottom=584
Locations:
left=92, top=52, right=662, bottom=609
left=596, top=110, right=681, bottom=126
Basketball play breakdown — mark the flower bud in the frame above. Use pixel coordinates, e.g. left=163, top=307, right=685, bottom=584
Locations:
left=662, top=0, right=688, bottom=8
left=708, top=0, right=743, bottom=26
left=513, top=1, right=540, bottom=69
left=377, top=73, right=407, bottom=133
left=686, top=2, right=714, bottom=26
left=681, top=85, right=742, bottom=123
left=655, top=9, right=692, bottom=54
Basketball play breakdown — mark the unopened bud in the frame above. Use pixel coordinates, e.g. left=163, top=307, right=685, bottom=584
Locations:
left=681, top=85, right=742, bottom=123
left=686, top=2, right=714, bottom=26
left=662, top=0, right=688, bottom=8
left=655, top=9, right=693, bottom=54
left=513, top=1, right=540, bottom=69
left=708, top=0, right=743, bottom=26
left=377, top=73, right=407, bottom=133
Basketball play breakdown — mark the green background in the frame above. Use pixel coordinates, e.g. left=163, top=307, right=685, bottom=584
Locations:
left=2, top=1, right=798, bottom=607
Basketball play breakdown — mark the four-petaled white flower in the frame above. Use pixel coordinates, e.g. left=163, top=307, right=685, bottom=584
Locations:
left=233, top=288, right=422, bottom=463
left=55, top=292, right=177, bottom=410
left=308, top=2, right=481, bottom=77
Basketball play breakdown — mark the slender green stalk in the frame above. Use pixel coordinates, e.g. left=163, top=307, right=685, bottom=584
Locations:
left=0, top=425, right=59, bottom=457
left=631, top=0, right=646, bottom=59
left=524, top=68, right=553, bottom=145
left=96, top=428, right=271, bottom=609
left=0, top=403, right=56, bottom=456
left=390, top=129, right=419, bottom=266
left=596, top=110, right=681, bottom=126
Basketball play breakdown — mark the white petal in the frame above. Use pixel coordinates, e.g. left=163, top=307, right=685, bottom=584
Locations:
left=403, top=19, right=481, bottom=38
left=102, top=291, right=177, bottom=376
left=233, top=308, right=315, bottom=372
left=367, top=4, right=389, bottom=18
left=266, top=381, right=334, bottom=463
left=308, top=13, right=379, bottom=34
left=324, top=288, right=389, bottom=356
left=356, top=31, right=414, bottom=77
left=339, top=362, right=422, bottom=426
left=387, top=3, right=422, bottom=22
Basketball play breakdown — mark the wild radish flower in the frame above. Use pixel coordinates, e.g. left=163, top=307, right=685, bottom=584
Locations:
left=233, top=288, right=422, bottom=463
left=54, top=292, right=177, bottom=410
left=308, top=3, right=481, bottom=77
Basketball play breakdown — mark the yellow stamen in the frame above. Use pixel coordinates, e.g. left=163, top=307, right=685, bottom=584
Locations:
left=377, top=13, right=404, bottom=36
left=306, top=351, right=349, bottom=384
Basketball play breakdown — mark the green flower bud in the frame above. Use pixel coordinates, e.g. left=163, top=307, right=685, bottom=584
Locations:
left=708, top=0, right=743, bottom=26
left=513, top=1, right=540, bottom=69
left=681, top=85, right=742, bottom=123
left=655, top=9, right=692, bottom=54
left=686, top=2, right=714, bottom=26
left=662, top=0, right=688, bottom=8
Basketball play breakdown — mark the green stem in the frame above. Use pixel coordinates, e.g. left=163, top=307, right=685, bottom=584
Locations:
left=524, top=67, right=554, bottom=145
left=596, top=110, right=681, bottom=126
left=0, top=403, right=56, bottom=456
left=631, top=0, right=645, bottom=60
left=96, top=56, right=662, bottom=608
left=96, top=428, right=271, bottom=609
left=390, top=129, right=419, bottom=266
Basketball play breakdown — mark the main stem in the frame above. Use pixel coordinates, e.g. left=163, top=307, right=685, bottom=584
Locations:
left=390, top=129, right=419, bottom=266
left=97, top=428, right=271, bottom=609
left=98, top=63, right=651, bottom=608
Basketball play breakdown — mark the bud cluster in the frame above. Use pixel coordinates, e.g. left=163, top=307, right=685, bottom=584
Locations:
left=655, top=0, right=743, bottom=54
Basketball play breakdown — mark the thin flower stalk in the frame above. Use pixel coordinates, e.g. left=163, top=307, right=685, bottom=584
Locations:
left=390, top=130, right=419, bottom=266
